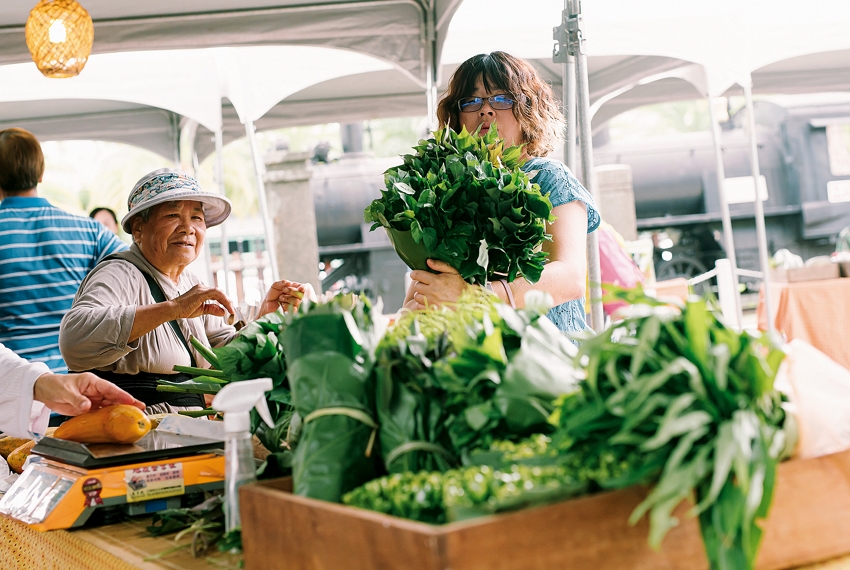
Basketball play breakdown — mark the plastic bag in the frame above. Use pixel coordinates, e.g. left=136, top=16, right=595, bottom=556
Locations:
left=775, top=339, right=850, bottom=459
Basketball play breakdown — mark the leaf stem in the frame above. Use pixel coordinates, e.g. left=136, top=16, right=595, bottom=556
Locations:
left=190, top=336, right=221, bottom=369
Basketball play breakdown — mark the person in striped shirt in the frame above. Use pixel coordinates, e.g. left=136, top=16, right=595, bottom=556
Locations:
left=0, top=128, right=127, bottom=373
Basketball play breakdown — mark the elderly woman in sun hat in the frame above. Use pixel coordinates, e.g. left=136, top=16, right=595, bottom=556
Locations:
left=59, top=168, right=311, bottom=413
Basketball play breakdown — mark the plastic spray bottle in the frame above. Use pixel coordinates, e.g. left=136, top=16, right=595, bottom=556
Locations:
left=212, top=377, right=274, bottom=533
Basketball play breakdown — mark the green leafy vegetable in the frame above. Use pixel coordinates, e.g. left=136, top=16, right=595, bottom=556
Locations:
left=548, top=293, right=787, bottom=569
left=364, top=125, right=555, bottom=284
left=343, top=464, right=585, bottom=524
left=282, top=294, right=388, bottom=502
left=374, top=289, right=579, bottom=475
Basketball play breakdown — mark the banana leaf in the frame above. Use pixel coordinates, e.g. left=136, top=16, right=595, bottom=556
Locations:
left=376, top=352, right=456, bottom=474
left=283, top=295, right=385, bottom=503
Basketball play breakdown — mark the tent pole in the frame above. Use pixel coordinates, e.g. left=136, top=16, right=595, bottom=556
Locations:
left=245, top=119, right=280, bottom=282
left=424, top=0, right=439, bottom=131
left=742, top=80, right=774, bottom=332
left=565, top=55, right=577, bottom=173
left=706, top=95, right=743, bottom=328
left=214, top=128, right=231, bottom=297
left=563, top=0, right=604, bottom=332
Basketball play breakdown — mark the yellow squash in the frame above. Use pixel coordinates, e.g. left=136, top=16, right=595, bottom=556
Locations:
left=54, top=405, right=151, bottom=445
left=7, top=440, right=36, bottom=474
left=0, top=437, right=32, bottom=459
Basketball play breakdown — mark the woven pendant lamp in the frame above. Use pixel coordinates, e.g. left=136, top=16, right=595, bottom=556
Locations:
left=25, top=0, right=94, bottom=78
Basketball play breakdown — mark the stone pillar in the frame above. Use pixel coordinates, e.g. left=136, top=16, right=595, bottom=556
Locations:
left=595, top=164, right=638, bottom=241
left=263, top=151, right=321, bottom=291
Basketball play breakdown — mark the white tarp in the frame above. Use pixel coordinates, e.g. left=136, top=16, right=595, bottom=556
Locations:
left=0, top=0, right=464, bottom=87
left=0, top=46, right=392, bottom=133
left=581, top=0, right=850, bottom=96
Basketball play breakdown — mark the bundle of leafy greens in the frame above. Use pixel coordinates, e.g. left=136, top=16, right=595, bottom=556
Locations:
left=374, top=288, right=580, bottom=474
left=346, top=289, right=788, bottom=569
left=157, top=312, right=294, bottom=475
left=342, top=464, right=585, bottom=524
left=281, top=294, right=388, bottom=503
left=546, top=292, right=787, bottom=569
left=364, top=125, right=555, bottom=284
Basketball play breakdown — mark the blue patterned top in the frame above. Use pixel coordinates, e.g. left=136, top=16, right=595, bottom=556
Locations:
left=522, top=157, right=600, bottom=336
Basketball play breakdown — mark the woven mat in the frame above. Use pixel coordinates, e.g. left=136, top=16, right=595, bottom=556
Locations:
left=0, top=515, right=138, bottom=570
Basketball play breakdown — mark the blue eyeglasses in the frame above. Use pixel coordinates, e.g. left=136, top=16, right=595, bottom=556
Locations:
left=458, top=94, right=516, bottom=113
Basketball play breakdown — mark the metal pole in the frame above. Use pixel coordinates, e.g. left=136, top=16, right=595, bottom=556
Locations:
left=214, top=128, right=231, bottom=297
left=742, top=80, right=773, bottom=332
left=244, top=119, right=280, bottom=282
left=567, top=0, right=604, bottom=332
left=706, top=96, right=743, bottom=328
left=565, top=55, right=577, bottom=173
left=424, top=0, right=439, bottom=131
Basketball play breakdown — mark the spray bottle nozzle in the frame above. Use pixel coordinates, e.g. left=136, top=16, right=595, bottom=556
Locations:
left=212, top=378, right=274, bottom=433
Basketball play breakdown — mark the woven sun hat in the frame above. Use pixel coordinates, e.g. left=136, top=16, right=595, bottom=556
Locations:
left=121, top=168, right=232, bottom=233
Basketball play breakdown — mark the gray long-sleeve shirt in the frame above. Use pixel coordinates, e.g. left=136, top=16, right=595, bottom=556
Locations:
left=59, top=244, right=236, bottom=375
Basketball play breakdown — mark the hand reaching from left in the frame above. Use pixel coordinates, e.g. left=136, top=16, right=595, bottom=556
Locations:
left=34, top=372, right=146, bottom=417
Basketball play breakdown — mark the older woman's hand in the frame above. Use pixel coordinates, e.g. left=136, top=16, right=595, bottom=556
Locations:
left=172, top=284, right=236, bottom=319
left=407, top=259, right=471, bottom=309
left=259, top=280, right=317, bottom=317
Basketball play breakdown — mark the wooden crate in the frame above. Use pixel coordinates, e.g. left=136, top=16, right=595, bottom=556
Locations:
left=240, top=449, right=850, bottom=570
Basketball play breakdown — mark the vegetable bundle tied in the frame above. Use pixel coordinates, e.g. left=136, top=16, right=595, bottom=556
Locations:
left=282, top=294, right=387, bottom=503
left=364, top=125, right=555, bottom=284
left=549, top=293, right=787, bottom=569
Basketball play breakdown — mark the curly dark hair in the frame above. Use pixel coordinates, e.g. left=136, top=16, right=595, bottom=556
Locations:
left=437, top=52, right=565, bottom=157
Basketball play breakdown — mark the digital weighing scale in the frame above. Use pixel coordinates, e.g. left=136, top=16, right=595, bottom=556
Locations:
left=0, top=430, right=225, bottom=531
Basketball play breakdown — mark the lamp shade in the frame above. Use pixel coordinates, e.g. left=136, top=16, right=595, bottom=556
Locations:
left=25, top=0, right=94, bottom=78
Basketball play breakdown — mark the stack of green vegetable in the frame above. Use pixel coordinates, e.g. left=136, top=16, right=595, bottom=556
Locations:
left=364, top=125, right=555, bottom=284
left=547, top=295, right=787, bottom=569
left=345, top=291, right=788, bottom=570
left=343, top=463, right=585, bottom=524
left=281, top=294, right=388, bottom=502
left=375, top=289, right=580, bottom=474
left=156, top=312, right=294, bottom=473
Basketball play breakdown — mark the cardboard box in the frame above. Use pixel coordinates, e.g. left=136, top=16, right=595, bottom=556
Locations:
left=239, top=449, right=850, bottom=570
left=770, top=264, right=840, bottom=283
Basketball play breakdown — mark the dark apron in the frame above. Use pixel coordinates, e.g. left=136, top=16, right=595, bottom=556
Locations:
left=86, top=370, right=204, bottom=408
left=77, top=251, right=205, bottom=409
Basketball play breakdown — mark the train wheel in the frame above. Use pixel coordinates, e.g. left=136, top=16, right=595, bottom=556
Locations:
left=656, top=255, right=712, bottom=296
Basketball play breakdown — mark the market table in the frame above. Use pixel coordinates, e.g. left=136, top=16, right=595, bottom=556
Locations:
left=0, top=435, right=267, bottom=570
left=757, top=278, right=850, bottom=370
left=0, top=513, right=233, bottom=570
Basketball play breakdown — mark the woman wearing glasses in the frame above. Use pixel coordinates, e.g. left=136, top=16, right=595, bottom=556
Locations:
left=404, top=51, right=600, bottom=335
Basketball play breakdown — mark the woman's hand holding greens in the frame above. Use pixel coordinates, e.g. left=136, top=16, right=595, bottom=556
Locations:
left=405, top=260, right=470, bottom=310
left=259, top=279, right=316, bottom=317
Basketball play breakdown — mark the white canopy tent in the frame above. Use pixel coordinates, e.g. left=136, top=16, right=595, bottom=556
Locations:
left=0, top=44, right=395, bottom=288
left=0, top=0, right=464, bottom=90
left=5, top=0, right=850, bottom=322
left=575, top=0, right=850, bottom=329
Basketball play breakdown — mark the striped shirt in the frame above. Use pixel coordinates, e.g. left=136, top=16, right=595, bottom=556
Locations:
left=0, top=196, right=127, bottom=372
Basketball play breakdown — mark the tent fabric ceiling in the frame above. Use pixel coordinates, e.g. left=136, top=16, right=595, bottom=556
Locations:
left=0, top=99, right=180, bottom=159
left=0, top=0, right=464, bottom=86
left=581, top=0, right=850, bottom=96
left=4, top=0, right=850, bottom=159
